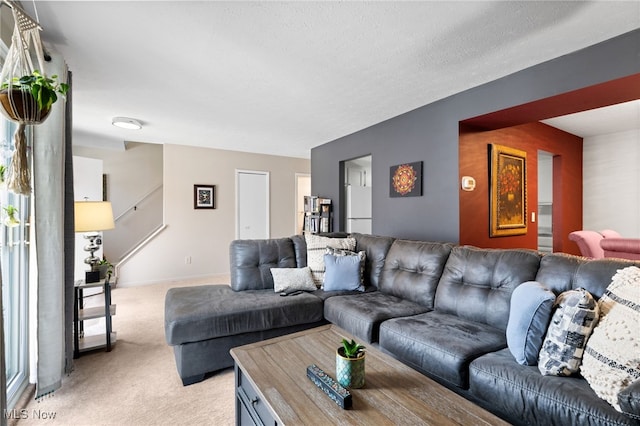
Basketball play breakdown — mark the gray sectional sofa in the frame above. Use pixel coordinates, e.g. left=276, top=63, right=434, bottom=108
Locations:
left=164, top=233, right=640, bottom=425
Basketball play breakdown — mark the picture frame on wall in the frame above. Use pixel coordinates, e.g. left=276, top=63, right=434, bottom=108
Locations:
left=194, top=184, right=216, bottom=209
left=490, top=144, right=526, bottom=237
left=389, top=161, right=423, bottom=197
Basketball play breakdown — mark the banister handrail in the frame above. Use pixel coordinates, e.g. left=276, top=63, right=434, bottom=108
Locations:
left=114, top=184, right=163, bottom=222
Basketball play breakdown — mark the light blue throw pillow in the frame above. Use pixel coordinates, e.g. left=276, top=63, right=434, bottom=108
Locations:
left=506, top=281, right=556, bottom=366
left=323, top=253, right=365, bottom=292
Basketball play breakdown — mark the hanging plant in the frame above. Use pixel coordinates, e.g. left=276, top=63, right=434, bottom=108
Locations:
left=3, top=205, right=20, bottom=227
left=0, top=165, right=6, bottom=189
left=0, top=71, right=68, bottom=195
left=0, top=3, right=67, bottom=195
left=0, top=70, right=69, bottom=124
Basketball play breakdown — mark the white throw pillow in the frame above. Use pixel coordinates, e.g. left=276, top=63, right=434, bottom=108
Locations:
left=270, top=267, right=317, bottom=294
left=304, top=234, right=356, bottom=287
left=581, top=266, right=640, bottom=412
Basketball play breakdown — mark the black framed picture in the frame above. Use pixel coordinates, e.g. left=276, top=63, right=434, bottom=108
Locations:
left=390, top=161, right=422, bottom=197
left=194, top=184, right=215, bottom=209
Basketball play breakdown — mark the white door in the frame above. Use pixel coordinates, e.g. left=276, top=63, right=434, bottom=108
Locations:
left=236, top=170, right=269, bottom=239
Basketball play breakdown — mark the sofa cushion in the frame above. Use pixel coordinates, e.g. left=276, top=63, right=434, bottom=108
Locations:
left=323, top=291, right=429, bottom=343
left=323, top=252, right=365, bottom=292
left=290, top=234, right=308, bottom=268
left=435, top=246, right=541, bottom=331
left=351, top=233, right=396, bottom=288
left=164, top=285, right=323, bottom=345
left=469, top=348, right=637, bottom=426
left=506, top=281, right=555, bottom=366
left=582, top=266, right=640, bottom=413
left=378, top=239, right=452, bottom=308
left=379, top=311, right=506, bottom=389
left=230, top=238, right=297, bottom=291
left=305, top=234, right=356, bottom=286
left=270, top=266, right=316, bottom=294
left=534, top=253, right=640, bottom=299
left=538, top=288, right=599, bottom=376
left=618, top=379, right=640, bottom=421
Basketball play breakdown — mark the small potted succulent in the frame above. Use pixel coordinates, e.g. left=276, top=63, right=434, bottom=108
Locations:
left=0, top=70, right=69, bottom=124
left=336, top=338, right=365, bottom=388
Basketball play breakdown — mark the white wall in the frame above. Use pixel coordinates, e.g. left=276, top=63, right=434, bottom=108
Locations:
left=73, top=142, right=164, bottom=267
left=73, top=142, right=163, bottom=221
left=117, top=144, right=310, bottom=286
left=583, top=128, right=640, bottom=237
left=72, top=156, right=103, bottom=280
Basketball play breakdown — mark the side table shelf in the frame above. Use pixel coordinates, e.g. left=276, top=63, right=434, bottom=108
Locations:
left=74, top=277, right=117, bottom=358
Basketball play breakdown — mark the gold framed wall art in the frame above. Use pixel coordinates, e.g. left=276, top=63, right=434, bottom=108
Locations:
left=490, top=144, right=526, bottom=237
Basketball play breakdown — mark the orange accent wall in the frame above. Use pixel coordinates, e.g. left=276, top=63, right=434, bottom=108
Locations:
left=459, top=122, right=582, bottom=254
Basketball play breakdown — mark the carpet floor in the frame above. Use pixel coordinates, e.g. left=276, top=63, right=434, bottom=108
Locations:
left=13, top=277, right=235, bottom=426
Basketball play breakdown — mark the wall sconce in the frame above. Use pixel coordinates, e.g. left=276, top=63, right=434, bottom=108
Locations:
left=461, top=176, right=476, bottom=191
left=74, top=201, right=115, bottom=282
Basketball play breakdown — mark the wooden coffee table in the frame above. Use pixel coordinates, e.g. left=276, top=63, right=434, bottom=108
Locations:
left=230, top=325, right=509, bottom=425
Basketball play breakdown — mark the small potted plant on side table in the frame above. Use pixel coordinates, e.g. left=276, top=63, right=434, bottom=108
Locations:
left=336, top=338, right=365, bottom=389
left=97, top=257, right=113, bottom=280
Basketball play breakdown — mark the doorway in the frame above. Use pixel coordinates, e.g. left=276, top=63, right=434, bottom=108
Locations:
left=295, top=173, right=311, bottom=234
left=538, top=151, right=554, bottom=252
left=343, top=155, right=372, bottom=234
left=236, top=170, right=270, bottom=239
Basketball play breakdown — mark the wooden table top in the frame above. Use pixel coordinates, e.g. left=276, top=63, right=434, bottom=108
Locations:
left=230, top=325, right=509, bottom=425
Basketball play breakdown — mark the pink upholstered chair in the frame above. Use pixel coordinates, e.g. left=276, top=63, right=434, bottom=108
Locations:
left=568, top=230, right=604, bottom=259
left=600, top=229, right=622, bottom=239
left=600, top=238, right=640, bottom=260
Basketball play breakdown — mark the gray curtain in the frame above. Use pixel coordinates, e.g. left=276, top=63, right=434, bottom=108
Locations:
left=0, top=267, right=6, bottom=424
left=32, top=53, right=70, bottom=399
left=63, top=70, right=74, bottom=373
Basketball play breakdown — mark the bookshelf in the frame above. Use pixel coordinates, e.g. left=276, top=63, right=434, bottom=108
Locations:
left=303, top=196, right=332, bottom=234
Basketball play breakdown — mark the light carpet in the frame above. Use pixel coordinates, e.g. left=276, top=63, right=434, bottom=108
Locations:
left=13, top=277, right=235, bottom=426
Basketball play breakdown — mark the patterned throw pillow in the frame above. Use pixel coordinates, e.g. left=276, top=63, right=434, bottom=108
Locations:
left=581, top=266, right=640, bottom=413
left=305, top=234, right=356, bottom=287
left=270, top=267, right=317, bottom=294
left=538, top=288, right=599, bottom=376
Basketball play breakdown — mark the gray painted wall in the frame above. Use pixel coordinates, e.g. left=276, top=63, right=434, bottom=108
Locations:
left=311, top=29, right=640, bottom=242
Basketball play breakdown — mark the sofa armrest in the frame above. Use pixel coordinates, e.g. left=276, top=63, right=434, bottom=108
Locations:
left=600, top=238, right=640, bottom=261
left=618, top=379, right=640, bottom=420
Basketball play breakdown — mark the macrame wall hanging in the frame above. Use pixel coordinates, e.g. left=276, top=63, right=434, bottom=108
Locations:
left=0, top=1, right=67, bottom=195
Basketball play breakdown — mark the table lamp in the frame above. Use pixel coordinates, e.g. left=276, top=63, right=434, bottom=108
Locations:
left=75, top=200, right=115, bottom=283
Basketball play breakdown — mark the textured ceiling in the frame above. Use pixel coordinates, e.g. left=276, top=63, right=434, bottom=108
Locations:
left=19, top=1, right=640, bottom=158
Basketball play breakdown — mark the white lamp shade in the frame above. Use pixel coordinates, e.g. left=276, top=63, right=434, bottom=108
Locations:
left=74, top=201, right=115, bottom=232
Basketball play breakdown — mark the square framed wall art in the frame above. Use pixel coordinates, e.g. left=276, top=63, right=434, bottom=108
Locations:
left=490, top=144, right=526, bottom=237
left=389, top=161, right=423, bottom=197
left=194, top=184, right=216, bottom=209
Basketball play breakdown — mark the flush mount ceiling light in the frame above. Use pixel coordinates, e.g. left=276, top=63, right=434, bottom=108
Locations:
left=112, top=117, right=142, bottom=130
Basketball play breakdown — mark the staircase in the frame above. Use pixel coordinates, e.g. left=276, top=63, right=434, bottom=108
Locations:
left=103, top=185, right=164, bottom=272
